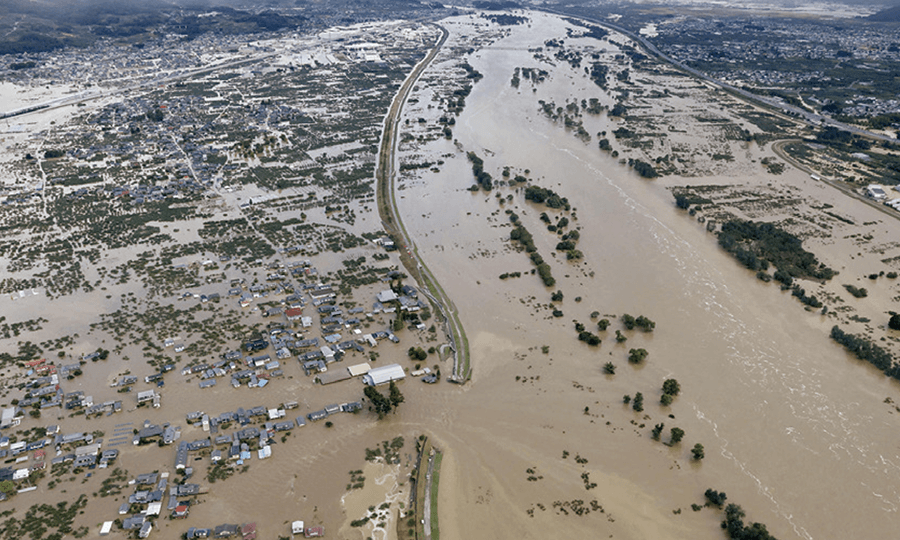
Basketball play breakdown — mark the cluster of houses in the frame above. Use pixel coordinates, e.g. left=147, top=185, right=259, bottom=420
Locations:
left=173, top=280, right=423, bottom=394
left=0, top=263, right=426, bottom=533
left=184, top=522, right=262, bottom=539
left=6, top=358, right=135, bottom=423
left=101, top=471, right=208, bottom=538
left=0, top=427, right=121, bottom=489
left=291, top=520, right=325, bottom=537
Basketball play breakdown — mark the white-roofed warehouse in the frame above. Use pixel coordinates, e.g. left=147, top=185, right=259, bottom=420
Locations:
left=363, top=364, right=406, bottom=386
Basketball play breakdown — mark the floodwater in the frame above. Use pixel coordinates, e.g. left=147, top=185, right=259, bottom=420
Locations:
left=3, top=11, right=900, bottom=540
left=395, top=13, right=900, bottom=540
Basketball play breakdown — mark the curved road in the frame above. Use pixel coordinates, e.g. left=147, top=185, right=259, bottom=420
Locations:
left=375, top=24, right=471, bottom=382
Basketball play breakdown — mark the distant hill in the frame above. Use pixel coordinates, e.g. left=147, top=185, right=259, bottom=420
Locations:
left=867, top=4, right=900, bottom=21
left=473, top=1, right=522, bottom=10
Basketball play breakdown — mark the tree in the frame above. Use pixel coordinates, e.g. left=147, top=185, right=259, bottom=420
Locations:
left=669, top=427, right=684, bottom=444
left=628, top=348, right=648, bottom=364
left=621, top=314, right=636, bottom=330
left=364, top=386, right=392, bottom=418
left=0, top=480, right=15, bottom=498
left=704, top=488, right=727, bottom=508
left=578, top=331, right=601, bottom=346
left=615, top=330, right=627, bottom=342
left=662, top=379, right=680, bottom=396
left=692, top=443, right=705, bottom=460
left=635, top=315, right=655, bottom=331
left=632, top=392, right=644, bottom=412
left=651, top=423, right=664, bottom=440
left=723, top=504, right=746, bottom=538
left=388, top=381, right=405, bottom=409
left=597, top=318, right=610, bottom=331
left=890, top=312, right=900, bottom=331
left=622, top=394, right=631, bottom=405
left=660, top=393, right=673, bottom=406
left=603, top=362, right=616, bottom=375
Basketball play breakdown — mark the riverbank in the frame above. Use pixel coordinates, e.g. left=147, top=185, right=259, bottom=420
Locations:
left=375, top=24, right=471, bottom=382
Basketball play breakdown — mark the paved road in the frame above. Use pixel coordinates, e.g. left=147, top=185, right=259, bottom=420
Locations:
left=423, top=451, right=435, bottom=540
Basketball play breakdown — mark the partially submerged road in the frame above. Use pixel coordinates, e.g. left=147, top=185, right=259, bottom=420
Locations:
left=375, top=24, right=471, bottom=382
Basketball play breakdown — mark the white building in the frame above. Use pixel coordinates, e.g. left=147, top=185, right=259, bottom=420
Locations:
left=362, top=364, right=406, bottom=386
left=376, top=290, right=398, bottom=303
left=866, top=184, right=887, bottom=200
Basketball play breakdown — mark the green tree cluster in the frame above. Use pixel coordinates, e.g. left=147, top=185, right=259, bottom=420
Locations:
left=509, top=224, right=555, bottom=287
left=692, top=443, right=705, bottom=460
left=632, top=392, right=644, bottom=412
left=364, top=386, right=393, bottom=418
left=889, top=312, right=900, bottom=331
left=843, top=284, right=868, bottom=298
left=634, top=315, right=655, bottom=331
left=629, top=159, right=659, bottom=178
left=721, top=503, right=777, bottom=540
left=705, top=489, right=727, bottom=508
left=524, top=185, right=570, bottom=210
left=467, top=152, right=492, bottom=190
left=628, top=348, right=648, bottom=364
left=718, top=220, right=835, bottom=281
left=662, top=379, right=680, bottom=397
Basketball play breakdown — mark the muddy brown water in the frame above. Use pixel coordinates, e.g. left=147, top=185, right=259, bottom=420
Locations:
left=394, top=13, right=900, bottom=540
left=2, top=12, right=900, bottom=540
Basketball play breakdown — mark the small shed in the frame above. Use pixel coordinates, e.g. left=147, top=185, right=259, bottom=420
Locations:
left=347, top=363, right=372, bottom=377
left=291, top=521, right=305, bottom=535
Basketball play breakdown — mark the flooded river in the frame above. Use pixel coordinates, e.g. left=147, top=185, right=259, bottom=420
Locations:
left=396, top=13, right=900, bottom=540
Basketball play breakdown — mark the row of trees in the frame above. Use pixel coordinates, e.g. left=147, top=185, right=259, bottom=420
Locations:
left=830, top=325, right=900, bottom=380
left=466, top=152, right=493, bottom=191
left=508, top=222, right=555, bottom=287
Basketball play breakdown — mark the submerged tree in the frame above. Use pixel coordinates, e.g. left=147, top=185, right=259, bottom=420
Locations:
left=364, top=386, right=392, bottom=418
left=388, top=380, right=405, bottom=410
left=692, top=443, right=705, bottom=461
